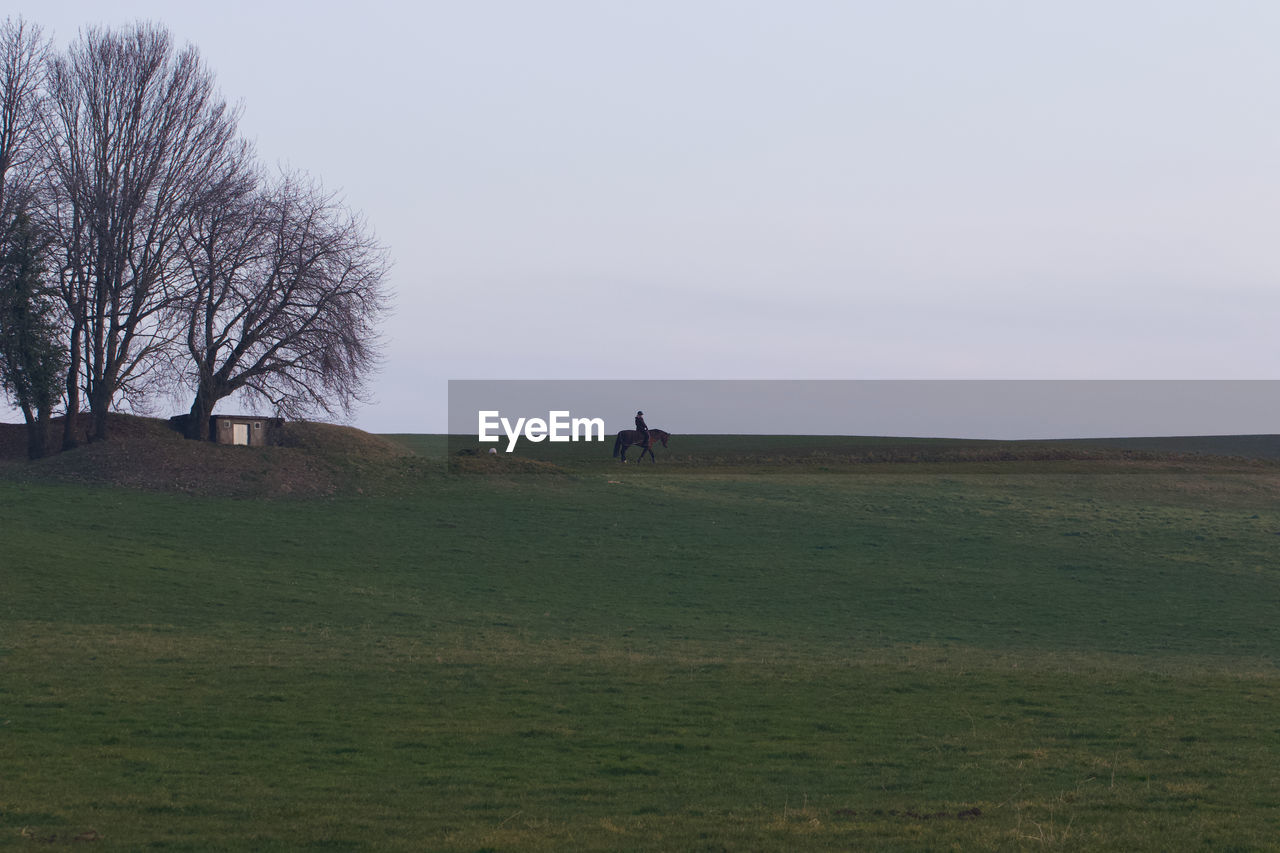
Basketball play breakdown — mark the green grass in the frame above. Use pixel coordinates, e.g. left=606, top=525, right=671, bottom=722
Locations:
left=4, top=440, right=1280, bottom=849
left=444, top=430, right=1280, bottom=471
left=383, top=433, right=448, bottom=458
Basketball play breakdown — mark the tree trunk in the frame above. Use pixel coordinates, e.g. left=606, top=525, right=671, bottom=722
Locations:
left=185, top=385, right=219, bottom=440
left=61, top=400, right=79, bottom=449
left=61, top=405, right=78, bottom=449
left=90, top=397, right=109, bottom=441
left=25, top=405, right=52, bottom=459
left=61, top=323, right=81, bottom=450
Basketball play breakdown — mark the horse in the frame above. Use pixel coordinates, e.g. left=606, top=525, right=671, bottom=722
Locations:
left=612, top=428, right=669, bottom=463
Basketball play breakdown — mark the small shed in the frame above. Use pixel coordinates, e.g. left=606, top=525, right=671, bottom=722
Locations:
left=210, top=415, right=281, bottom=446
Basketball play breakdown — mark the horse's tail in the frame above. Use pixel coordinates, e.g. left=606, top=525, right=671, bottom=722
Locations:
left=612, top=432, right=622, bottom=458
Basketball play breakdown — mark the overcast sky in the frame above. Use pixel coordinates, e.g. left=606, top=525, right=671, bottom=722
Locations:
left=7, top=1, right=1280, bottom=434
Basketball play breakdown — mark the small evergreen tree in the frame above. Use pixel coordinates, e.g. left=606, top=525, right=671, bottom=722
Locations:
left=0, top=209, right=65, bottom=458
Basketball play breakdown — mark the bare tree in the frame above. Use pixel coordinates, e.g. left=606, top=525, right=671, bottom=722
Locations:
left=43, top=22, right=248, bottom=442
left=2, top=19, right=389, bottom=447
left=0, top=17, right=48, bottom=214
left=0, top=17, right=63, bottom=457
left=176, top=169, right=390, bottom=438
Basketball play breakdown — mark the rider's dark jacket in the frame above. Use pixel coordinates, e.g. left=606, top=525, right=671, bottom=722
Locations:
left=635, top=415, right=649, bottom=444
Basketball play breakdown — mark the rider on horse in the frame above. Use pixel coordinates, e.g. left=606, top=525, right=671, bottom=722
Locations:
left=635, top=411, right=650, bottom=447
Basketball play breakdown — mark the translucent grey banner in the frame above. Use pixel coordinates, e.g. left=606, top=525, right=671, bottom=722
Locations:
left=448, top=380, right=1280, bottom=442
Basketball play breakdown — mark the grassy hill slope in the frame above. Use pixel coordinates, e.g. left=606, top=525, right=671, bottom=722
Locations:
left=0, top=414, right=418, bottom=497
left=6, top=422, right=1277, bottom=497
left=4, top=437, right=1280, bottom=849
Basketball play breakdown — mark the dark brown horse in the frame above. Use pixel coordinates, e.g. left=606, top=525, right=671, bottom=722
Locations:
left=613, top=428, right=669, bottom=462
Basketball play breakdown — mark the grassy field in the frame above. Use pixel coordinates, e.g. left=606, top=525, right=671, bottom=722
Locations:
left=4, top=431, right=1280, bottom=850
left=444, top=430, right=1280, bottom=468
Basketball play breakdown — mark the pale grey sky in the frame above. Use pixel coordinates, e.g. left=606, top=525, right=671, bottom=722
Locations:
left=7, top=1, right=1280, bottom=434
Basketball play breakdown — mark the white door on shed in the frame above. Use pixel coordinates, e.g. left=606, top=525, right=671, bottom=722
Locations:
left=232, top=423, right=249, bottom=445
